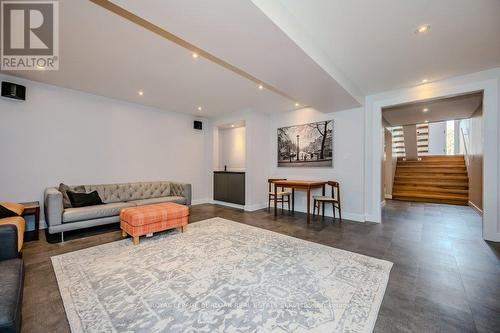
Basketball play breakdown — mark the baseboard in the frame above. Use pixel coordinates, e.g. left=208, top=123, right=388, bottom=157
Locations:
left=211, top=200, right=245, bottom=210
left=191, top=198, right=210, bottom=206
left=365, top=214, right=381, bottom=223
left=468, top=201, right=483, bottom=217
left=244, top=203, right=268, bottom=212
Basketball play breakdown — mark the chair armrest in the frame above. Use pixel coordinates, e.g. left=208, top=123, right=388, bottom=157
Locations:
left=44, top=187, right=63, bottom=227
left=0, top=224, right=18, bottom=261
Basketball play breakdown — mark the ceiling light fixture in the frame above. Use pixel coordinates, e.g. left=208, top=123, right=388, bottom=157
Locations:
left=258, top=84, right=264, bottom=90
left=197, top=106, right=202, bottom=111
left=423, top=108, right=429, bottom=113
left=421, top=79, right=428, bottom=84
left=295, top=102, right=300, bottom=107
left=415, top=24, right=430, bottom=34
left=231, top=124, right=235, bottom=128
left=192, top=52, right=199, bottom=59
left=424, top=120, right=429, bottom=123
left=138, top=90, right=144, bottom=96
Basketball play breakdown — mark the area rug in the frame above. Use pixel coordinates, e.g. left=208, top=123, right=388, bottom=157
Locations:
left=51, top=218, right=393, bottom=333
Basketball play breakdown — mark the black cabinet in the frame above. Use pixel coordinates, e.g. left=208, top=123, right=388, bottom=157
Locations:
left=214, top=172, right=245, bottom=205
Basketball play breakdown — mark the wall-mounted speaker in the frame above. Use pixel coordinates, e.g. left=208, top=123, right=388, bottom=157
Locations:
left=194, top=120, right=203, bottom=130
left=1, top=81, right=26, bottom=101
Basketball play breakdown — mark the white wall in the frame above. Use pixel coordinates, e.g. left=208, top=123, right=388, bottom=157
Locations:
left=460, top=106, right=483, bottom=212
left=218, top=127, right=246, bottom=171
left=428, top=122, right=446, bottom=155
left=270, top=107, right=365, bottom=221
left=0, top=75, right=210, bottom=226
left=364, top=67, right=500, bottom=242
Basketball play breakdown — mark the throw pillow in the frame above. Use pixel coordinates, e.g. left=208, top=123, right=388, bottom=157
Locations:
left=59, top=183, right=86, bottom=208
left=0, top=204, right=20, bottom=219
left=67, top=191, right=103, bottom=208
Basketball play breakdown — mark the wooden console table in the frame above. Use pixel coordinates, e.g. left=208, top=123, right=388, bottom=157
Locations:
left=21, top=201, right=40, bottom=241
left=271, top=180, right=327, bottom=224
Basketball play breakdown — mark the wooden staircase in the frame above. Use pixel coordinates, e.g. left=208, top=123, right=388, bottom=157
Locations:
left=392, top=155, right=469, bottom=205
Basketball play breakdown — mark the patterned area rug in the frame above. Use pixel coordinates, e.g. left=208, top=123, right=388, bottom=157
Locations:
left=51, top=218, right=393, bottom=333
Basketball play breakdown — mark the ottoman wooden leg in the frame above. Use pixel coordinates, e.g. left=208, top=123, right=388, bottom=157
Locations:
left=121, top=230, right=127, bottom=238
left=133, top=236, right=139, bottom=245
left=181, top=225, right=187, bottom=233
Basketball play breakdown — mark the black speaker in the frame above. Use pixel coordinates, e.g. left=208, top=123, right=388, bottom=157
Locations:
left=1, top=81, right=26, bottom=101
left=194, top=120, right=202, bottom=130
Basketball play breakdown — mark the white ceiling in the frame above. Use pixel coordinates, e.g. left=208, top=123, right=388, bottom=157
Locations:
left=258, top=0, right=500, bottom=95
left=382, top=92, right=483, bottom=126
left=1, top=0, right=360, bottom=117
left=2, top=1, right=499, bottom=117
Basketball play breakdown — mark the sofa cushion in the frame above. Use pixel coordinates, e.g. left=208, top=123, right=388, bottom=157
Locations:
left=0, top=258, right=23, bottom=333
left=84, top=182, right=171, bottom=204
left=67, top=191, right=103, bottom=208
left=128, top=196, right=186, bottom=206
left=59, top=183, right=86, bottom=208
left=63, top=202, right=135, bottom=223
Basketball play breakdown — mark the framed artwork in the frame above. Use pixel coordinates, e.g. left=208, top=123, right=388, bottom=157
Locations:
left=277, top=120, right=333, bottom=167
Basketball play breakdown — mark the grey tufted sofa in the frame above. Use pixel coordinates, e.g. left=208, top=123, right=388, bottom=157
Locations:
left=44, top=181, right=191, bottom=236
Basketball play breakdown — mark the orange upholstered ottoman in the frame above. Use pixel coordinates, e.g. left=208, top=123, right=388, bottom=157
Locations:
left=120, top=203, right=189, bottom=245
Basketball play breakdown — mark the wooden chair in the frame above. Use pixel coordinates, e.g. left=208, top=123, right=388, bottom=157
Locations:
left=268, top=179, right=291, bottom=212
left=312, top=181, right=342, bottom=221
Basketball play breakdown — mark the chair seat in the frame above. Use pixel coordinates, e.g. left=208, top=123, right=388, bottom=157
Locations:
left=313, top=196, right=338, bottom=202
left=269, top=191, right=291, bottom=197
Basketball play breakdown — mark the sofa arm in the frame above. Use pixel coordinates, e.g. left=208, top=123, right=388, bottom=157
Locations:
left=44, top=187, right=63, bottom=227
left=170, top=182, right=191, bottom=206
left=182, top=183, right=192, bottom=206
left=0, top=224, right=18, bottom=261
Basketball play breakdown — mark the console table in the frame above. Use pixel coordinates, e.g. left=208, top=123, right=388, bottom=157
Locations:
left=21, top=201, right=40, bottom=241
left=271, top=180, right=327, bottom=224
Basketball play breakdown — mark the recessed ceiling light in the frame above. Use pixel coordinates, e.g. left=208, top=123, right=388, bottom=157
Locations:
left=421, top=79, right=428, bottom=84
left=258, top=84, right=264, bottom=90
left=192, top=52, right=199, bottom=59
left=231, top=124, right=235, bottom=128
left=295, top=102, right=300, bottom=107
left=197, top=106, right=202, bottom=111
left=423, top=108, right=429, bottom=113
left=138, top=91, right=144, bottom=96
left=415, top=24, right=430, bottom=34
left=424, top=120, right=429, bottom=123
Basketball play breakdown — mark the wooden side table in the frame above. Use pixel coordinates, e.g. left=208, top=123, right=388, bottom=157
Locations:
left=21, top=201, right=40, bottom=242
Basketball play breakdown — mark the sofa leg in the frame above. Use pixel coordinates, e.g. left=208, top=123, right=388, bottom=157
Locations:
left=61, top=232, right=64, bottom=242
left=181, top=225, right=187, bottom=233
left=121, top=230, right=127, bottom=238
left=133, top=236, right=139, bottom=245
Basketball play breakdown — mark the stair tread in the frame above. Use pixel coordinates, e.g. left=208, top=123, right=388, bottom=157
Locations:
left=392, top=192, right=468, bottom=200
left=392, top=186, right=468, bottom=194
left=394, top=181, right=468, bottom=188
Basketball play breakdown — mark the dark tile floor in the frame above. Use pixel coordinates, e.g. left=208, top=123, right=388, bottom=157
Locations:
left=21, top=200, right=500, bottom=332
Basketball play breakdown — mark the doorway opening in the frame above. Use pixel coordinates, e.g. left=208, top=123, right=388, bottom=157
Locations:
left=382, top=91, right=483, bottom=214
